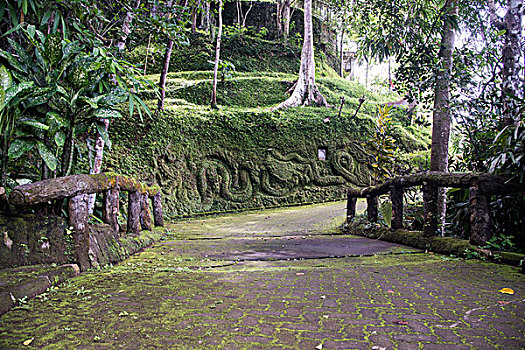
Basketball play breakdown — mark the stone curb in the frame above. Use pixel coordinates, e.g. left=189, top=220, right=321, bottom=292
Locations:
left=0, top=264, right=80, bottom=316
left=345, top=221, right=525, bottom=268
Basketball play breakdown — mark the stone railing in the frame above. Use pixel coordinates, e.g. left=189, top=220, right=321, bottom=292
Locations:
left=9, top=173, right=164, bottom=270
left=346, top=172, right=525, bottom=245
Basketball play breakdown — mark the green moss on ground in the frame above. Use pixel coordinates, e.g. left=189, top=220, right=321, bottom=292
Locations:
left=1, top=246, right=522, bottom=349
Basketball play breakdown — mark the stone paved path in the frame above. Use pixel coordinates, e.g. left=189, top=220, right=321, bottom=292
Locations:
left=0, top=201, right=524, bottom=349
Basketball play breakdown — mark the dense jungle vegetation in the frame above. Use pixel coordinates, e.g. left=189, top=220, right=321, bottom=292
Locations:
left=0, top=0, right=523, bottom=253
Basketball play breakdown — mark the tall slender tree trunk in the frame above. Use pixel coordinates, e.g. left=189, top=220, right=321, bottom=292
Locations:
left=276, top=0, right=283, bottom=36
left=211, top=0, right=223, bottom=108
left=424, top=0, right=457, bottom=237
left=236, top=0, right=241, bottom=26
left=158, top=0, right=178, bottom=111
left=365, top=57, right=369, bottom=88
left=282, top=0, right=291, bottom=39
left=204, top=1, right=212, bottom=38
left=273, top=0, right=328, bottom=110
left=191, top=3, right=198, bottom=34
left=339, top=27, right=345, bottom=77
left=276, top=0, right=291, bottom=40
left=501, top=0, right=523, bottom=126
left=158, top=38, right=174, bottom=111
left=241, top=1, right=254, bottom=28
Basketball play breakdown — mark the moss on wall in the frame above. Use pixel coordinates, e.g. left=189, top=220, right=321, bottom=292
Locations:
left=0, top=213, right=74, bottom=267
left=106, top=103, right=426, bottom=219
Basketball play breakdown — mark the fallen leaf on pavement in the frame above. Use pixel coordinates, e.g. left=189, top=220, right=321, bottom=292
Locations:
left=393, top=320, right=409, bottom=325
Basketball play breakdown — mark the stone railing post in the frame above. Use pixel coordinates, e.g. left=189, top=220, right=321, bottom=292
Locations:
left=103, top=187, right=120, bottom=237
left=469, top=181, right=491, bottom=246
left=68, top=194, right=90, bottom=271
left=152, top=192, right=164, bottom=227
left=346, top=191, right=357, bottom=222
left=390, top=187, right=404, bottom=230
left=140, top=193, right=153, bottom=231
left=366, top=196, right=378, bottom=222
left=127, top=191, right=141, bottom=234
left=422, top=182, right=438, bottom=236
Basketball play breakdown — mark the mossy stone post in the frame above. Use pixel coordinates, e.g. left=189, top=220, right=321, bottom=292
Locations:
left=390, top=187, right=404, bottom=230
left=140, top=193, right=153, bottom=231
left=366, top=196, right=378, bottom=222
left=469, top=181, right=491, bottom=246
left=152, top=192, right=164, bottom=227
left=423, top=182, right=438, bottom=236
left=127, top=191, right=141, bottom=234
left=103, top=187, right=120, bottom=237
left=346, top=191, right=357, bottom=222
left=68, top=195, right=90, bottom=271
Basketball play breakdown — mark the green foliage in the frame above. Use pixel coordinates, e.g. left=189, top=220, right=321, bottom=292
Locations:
left=209, top=59, right=237, bottom=84
left=483, top=233, right=516, bottom=252
left=368, top=104, right=397, bottom=183
left=349, top=0, right=448, bottom=104
left=379, top=199, right=392, bottom=228
left=489, top=121, right=525, bottom=183
left=0, top=23, right=151, bottom=187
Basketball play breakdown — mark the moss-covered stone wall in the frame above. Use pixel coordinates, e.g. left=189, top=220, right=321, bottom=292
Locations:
left=0, top=213, right=73, bottom=267
left=106, top=108, right=383, bottom=219
left=0, top=212, right=167, bottom=268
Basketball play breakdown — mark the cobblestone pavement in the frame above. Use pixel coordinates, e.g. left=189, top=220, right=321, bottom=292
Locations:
left=0, top=202, right=524, bottom=349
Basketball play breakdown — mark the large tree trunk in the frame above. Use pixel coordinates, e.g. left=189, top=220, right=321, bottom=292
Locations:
left=424, top=0, right=457, bottom=237
left=272, top=0, right=328, bottom=110
left=211, top=0, right=223, bottom=109
left=501, top=0, right=523, bottom=126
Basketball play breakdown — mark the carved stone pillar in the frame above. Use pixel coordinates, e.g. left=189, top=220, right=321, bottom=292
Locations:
left=127, top=191, right=141, bottom=234
left=140, top=192, right=153, bottom=231
left=367, top=196, right=378, bottom=222
left=68, top=194, right=90, bottom=271
left=103, top=187, right=120, bottom=237
left=152, top=192, right=164, bottom=227
left=391, top=187, right=404, bottom=230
